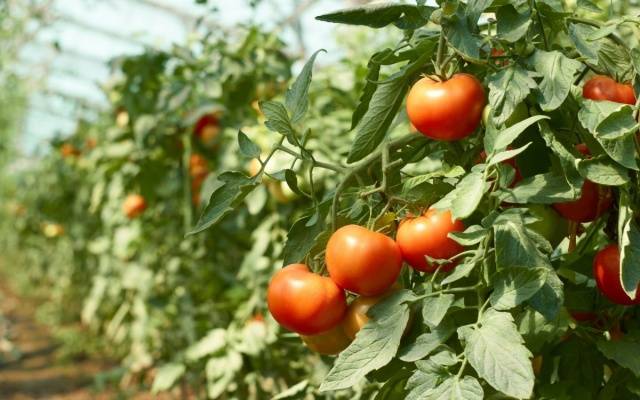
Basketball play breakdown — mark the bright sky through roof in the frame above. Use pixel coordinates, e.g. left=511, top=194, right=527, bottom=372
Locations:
left=18, top=0, right=347, bottom=153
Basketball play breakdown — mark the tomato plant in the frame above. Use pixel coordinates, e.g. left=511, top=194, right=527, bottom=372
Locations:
left=5, top=1, right=640, bottom=399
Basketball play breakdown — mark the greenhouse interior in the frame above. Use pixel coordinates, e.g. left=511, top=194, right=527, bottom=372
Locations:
left=2, top=0, right=640, bottom=399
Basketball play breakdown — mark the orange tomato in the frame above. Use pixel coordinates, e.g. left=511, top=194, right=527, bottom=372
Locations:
left=267, top=264, right=347, bottom=335
left=396, top=209, right=465, bottom=273
left=326, top=225, right=403, bottom=296
left=406, top=73, right=485, bottom=141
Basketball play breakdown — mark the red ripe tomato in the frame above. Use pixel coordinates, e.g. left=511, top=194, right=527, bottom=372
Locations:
left=593, top=244, right=640, bottom=306
left=193, top=114, right=220, bottom=144
left=325, top=225, right=402, bottom=296
left=267, top=264, right=347, bottom=335
left=300, top=324, right=351, bottom=355
left=553, top=144, right=612, bottom=222
left=583, top=75, right=636, bottom=105
left=122, top=194, right=147, bottom=219
left=406, top=73, right=486, bottom=141
left=396, top=209, right=465, bottom=272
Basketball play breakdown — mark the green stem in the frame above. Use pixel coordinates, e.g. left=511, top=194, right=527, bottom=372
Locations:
left=435, top=29, right=447, bottom=77
left=181, top=134, right=193, bottom=230
left=330, top=134, right=421, bottom=231
left=275, top=144, right=344, bottom=172
left=533, top=0, right=549, bottom=51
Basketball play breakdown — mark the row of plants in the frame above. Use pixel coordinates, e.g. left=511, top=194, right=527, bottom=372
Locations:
left=4, top=0, right=640, bottom=399
left=190, top=0, right=640, bottom=399
left=0, top=23, right=385, bottom=398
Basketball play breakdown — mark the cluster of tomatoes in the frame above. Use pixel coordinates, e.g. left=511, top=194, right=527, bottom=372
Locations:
left=268, top=72, right=638, bottom=354
left=121, top=112, right=219, bottom=220
left=409, top=72, right=639, bottom=307
left=267, top=209, right=464, bottom=354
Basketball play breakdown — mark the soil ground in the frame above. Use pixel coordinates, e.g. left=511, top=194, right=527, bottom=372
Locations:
left=0, top=279, right=162, bottom=400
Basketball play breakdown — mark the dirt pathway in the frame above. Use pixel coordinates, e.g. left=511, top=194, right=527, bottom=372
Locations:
left=0, top=281, right=114, bottom=400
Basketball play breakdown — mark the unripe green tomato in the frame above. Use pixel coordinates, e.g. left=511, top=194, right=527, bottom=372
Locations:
left=514, top=42, right=536, bottom=57
left=441, top=0, right=458, bottom=16
left=482, top=102, right=529, bottom=128
left=527, top=205, right=568, bottom=247
left=430, top=9, right=442, bottom=24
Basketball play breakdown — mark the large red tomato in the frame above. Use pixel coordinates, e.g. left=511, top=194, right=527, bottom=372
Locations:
left=325, top=225, right=402, bottom=296
left=267, top=264, right=347, bottom=335
left=406, top=73, right=485, bottom=141
left=593, top=244, right=640, bottom=306
left=301, top=324, right=351, bottom=355
left=553, top=144, right=612, bottom=222
left=396, top=209, right=465, bottom=272
left=583, top=76, right=636, bottom=105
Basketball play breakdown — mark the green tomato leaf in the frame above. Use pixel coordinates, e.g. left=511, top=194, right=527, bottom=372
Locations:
left=285, top=49, right=324, bottom=123
left=486, top=115, right=548, bottom=154
left=490, top=267, right=548, bottom=310
left=444, top=11, right=481, bottom=59
left=578, top=156, right=630, bottom=186
left=529, top=50, right=582, bottom=111
left=319, top=292, right=412, bottom=391
left=499, top=173, right=577, bottom=204
left=422, top=294, right=455, bottom=327
left=424, top=376, right=484, bottom=400
left=449, top=225, right=488, bottom=246
left=597, top=333, right=640, bottom=377
left=487, top=65, right=537, bottom=126
left=282, top=214, right=326, bottom=266
left=405, top=360, right=448, bottom=400
left=487, top=143, right=530, bottom=166
left=432, top=171, right=487, bottom=220
left=272, top=381, right=309, bottom=400
left=316, top=3, right=431, bottom=29
left=577, top=0, right=602, bottom=12
left=189, top=172, right=259, bottom=235
left=494, top=221, right=551, bottom=270
left=578, top=100, right=638, bottom=170
left=347, top=45, right=435, bottom=163
left=496, top=5, right=531, bottom=42
left=399, top=320, right=455, bottom=362
left=351, top=52, right=383, bottom=130
left=568, top=23, right=601, bottom=64
left=464, top=309, right=534, bottom=399
left=618, top=192, right=640, bottom=300
left=237, top=130, right=261, bottom=159
left=260, top=100, right=296, bottom=139
left=152, top=363, right=186, bottom=393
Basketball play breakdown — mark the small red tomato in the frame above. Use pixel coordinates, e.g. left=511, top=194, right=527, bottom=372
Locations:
left=553, top=145, right=612, bottom=223
left=593, top=244, right=640, bottom=306
left=122, top=194, right=147, bottom=219
left=193, top=114, right=221, bottom=145
left=325, top=225, right=402, bottom=296
left=189, top=154, right=209, bottom=180
left=267, top=264, right=347, bottom=335
left=583, top=75, right=636, bottom=105
left=406, top=73, right=486, bottom=141
left=396, top=209, right=465, bottom=272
